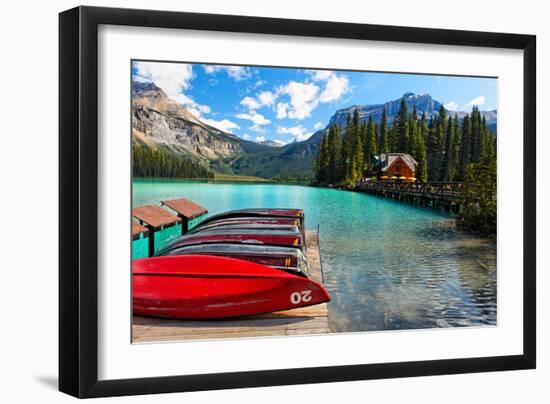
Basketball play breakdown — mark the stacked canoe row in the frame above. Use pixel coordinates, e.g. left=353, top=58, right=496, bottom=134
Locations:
left=132, top=205, right=331, bottom=320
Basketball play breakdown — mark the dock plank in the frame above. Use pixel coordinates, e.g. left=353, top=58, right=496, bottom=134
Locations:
left=132, top=222, right=148, bottom=239
left=132, top=230, right=330, bottom=343
left=132, top=205, right=181, bottom=229
left=161, top=198, right=208, bottom=220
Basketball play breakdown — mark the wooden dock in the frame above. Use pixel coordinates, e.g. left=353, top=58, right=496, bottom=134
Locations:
left=132, top=230, right=330, bottom=343
left=356, top=181, right=464, bottom=211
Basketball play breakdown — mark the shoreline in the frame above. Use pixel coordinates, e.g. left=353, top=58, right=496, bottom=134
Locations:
left=133, top=176, right=312, bottom=185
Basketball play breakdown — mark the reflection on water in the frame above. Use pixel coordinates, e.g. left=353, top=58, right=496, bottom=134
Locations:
left=133, top=179, right=497, bottom=332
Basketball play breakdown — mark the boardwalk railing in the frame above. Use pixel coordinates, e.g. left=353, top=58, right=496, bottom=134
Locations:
left=356, top=181, right=464, bottom=209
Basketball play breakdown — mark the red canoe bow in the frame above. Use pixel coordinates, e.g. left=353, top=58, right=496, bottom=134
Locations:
left=133, top=255, right=330, bottom=320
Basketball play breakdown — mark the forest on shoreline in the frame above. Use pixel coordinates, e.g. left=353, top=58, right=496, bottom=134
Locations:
left=313, top=97, right=497, bottom=233
left=314, top=98, right=496, bottom=185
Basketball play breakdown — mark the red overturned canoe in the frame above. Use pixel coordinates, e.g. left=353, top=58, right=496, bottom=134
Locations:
left=195, top=208, right=304, bottom=231
left=158, top=243, right=310, bottom=276
left=160, top=229, right=305, bottom=252
left=190, top=217, right=301, bottom=233
left=133, top=255, right=330, bottom=319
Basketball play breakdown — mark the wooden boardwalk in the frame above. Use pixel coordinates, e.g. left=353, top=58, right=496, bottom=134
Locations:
left=132, top=230, right=330, bottom=343
left=356, top=181, right=464, bottom=210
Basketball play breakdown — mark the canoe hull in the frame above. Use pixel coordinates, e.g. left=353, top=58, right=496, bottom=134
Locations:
left=133, top=255, right=330, bottom=319
left=162, top=232, right=304, bottom=251
left=190, top=217, right=301, bottom=233
left=196, top=208, right=304, bottom=231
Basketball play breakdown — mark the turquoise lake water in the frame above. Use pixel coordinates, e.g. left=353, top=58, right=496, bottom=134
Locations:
left=133, top=179, right=497, bottom=332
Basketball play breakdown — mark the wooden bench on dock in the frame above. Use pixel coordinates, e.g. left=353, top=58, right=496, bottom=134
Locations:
left=161, top=198, right=208, bottom=234
left=132, top=205, right=182, bottom=257
left=132, top=230, right=330, bottom=342
left=132, top=222, right=149, bottom=241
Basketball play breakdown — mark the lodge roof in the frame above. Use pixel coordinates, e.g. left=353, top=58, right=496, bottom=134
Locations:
left=379, top=153, right=418, bottom=172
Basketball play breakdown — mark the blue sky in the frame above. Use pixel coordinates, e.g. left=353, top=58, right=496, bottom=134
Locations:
left=132, top=60, right=497, bottom=144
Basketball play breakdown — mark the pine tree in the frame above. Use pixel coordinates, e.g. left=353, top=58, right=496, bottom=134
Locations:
left=459, top=140, right=497, bottom=234
left=314, top=134, right=330, bottom=183
left=442, top=114, right=462, bottom=181
left=449, top=114, right=462, bottom=181
left=470, top=106, right=481, bottom=163
left=408, top=106, right=418, bottom=155
left=327, top=125, right=341, bottom=184
left=441, top=115, right=454, bottom=181
left=426, top=116, right=437, bottom=181
left=132, top=145, right=214, bottom=179
left=379, top=107, right=389, bottom=153
left=427, top=105, right=447, bottom=181
left=479, top=116, right=488, bottom=159
left=459, top=114, right=472, bottom=180
left=351, top=130, right=364, bottom=183
left=396, top=97, right=409, bottom=152
left=364, top=113, right=377, bottom=173
left=389, top=120, right=399, bottom=152
left=341, top=114, right=354, bottom=183
left=413, top=122, right=427, bottom=182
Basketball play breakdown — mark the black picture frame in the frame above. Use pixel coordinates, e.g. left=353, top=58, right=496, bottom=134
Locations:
left=59, top=5, right=536, bottom=398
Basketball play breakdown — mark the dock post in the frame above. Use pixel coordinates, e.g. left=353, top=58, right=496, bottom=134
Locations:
left=160, top=198, right=207, bottom=235
left=181, top=216, right=189, bottom=235
left=147, top=226, right=155, bottom=257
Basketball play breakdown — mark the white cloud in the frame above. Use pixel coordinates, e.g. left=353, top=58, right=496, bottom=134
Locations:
left=273, top=72, right=350, bottom=121
left=236, top=111, right=271, bottom=126
left=258, top=91, right=277, bottom=106
left=240, top=91, right=277, bottom=111
left=308, top=70, right=333, bottom=81
left=255, top=135, right=266, bottom=142
left=466, top=96, right=486, bottom=107
left=134, top=61, right=194, bottom=100
left=133, top=61, right=211, bottom=117
left=276, top=102, right=289, bottom=119
left=444, top=101, right=459, bottom=111
left=242, top=134, right=252, bottom=140
left=203, top=65, right=251, bottom=81
left=277, top=125, right=312, bottom=142
left=313, top=121, right=324, bottom=130
left=307, top=70, right=351, bottom=103
left=319, top=73, right=350, bottom=103
left=240, top=96, right=261, bottom=110
left=278, top=81, right=320, bottom=120
left=201, top=118, right=240, bottom=134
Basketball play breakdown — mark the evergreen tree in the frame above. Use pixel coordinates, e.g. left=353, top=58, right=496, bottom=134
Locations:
left=470, top=106, right=481, bottom=163
left=413, top=122, right=427, bottom=182
left=479, top=116, right=488, bottom=159
left=408, top=106, right=418, bottom=155
left=351, top=129, right=364, bottom=183
left=327, top=125, right=341, bottom=183
left=449, top=114, right=462, bottom=181
left=441, top=115, right=454, bottom=181
left=426, top=105, right=447, bottom=181
left=418, top=112, right=428, bottom=141
left=314, top=134, right=330, bottom=183
left=411, top=111, right=428, bottom=182
left=133, top=145, right=214, bottom=179
left=459, top=142, right=497, bottom=234
left=341, top=114, right=354, bottom=183
left=459, top=114, right=472, bottom=180
left=364, top=113, right=378, bottom=173
left=426, top=116, right=437, bottom=181
left=442, top=114, right=461, bottom=181
left=379, top=107, right=389, bottom=153
left=396, top=97, right=410, bottom=152
left=389, top=120, right=399, bottom=152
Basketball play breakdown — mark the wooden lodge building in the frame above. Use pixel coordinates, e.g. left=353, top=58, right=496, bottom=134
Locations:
left=376, top=153, right=417, bottom=179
